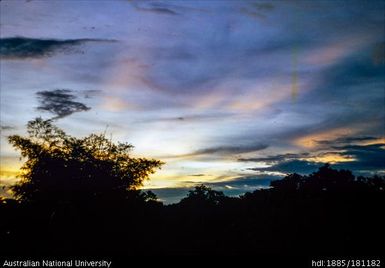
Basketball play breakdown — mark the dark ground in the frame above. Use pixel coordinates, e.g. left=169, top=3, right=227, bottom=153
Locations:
left=1, top=166, right=384, bottom=267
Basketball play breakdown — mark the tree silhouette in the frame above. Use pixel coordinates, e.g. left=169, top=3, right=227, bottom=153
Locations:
left=179, top=184, right=225, bottom=206
left=270, top=173, right=303, bottom=192
left=303, top=163, right=356, bottom=192
left=269, top=164, right=374, bottom=193
left=8, top=118, right=163, bottom=203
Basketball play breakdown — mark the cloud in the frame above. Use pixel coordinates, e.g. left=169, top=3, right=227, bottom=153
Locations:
left=82, top=89, right=102, bottom=99
left=138, top=113, right=233, bottom=124
left=255, top=160, right=323, bottom=174
left=317, top=136, right=382, bottom=147
left=0, top=37, right=114, bottom=59
left=324, top=51, right=384, bottom=90
left=36, top=89, right=91, bottom=119
left=207, top=175, right=276, bottom=191
left=187, top=144, right=269, bottom=157
left=240, top=2, right=275, bottom=21
left=0, top=125, right=15, bottom=131
left=299, top=45, right=384, bottom=118
left=372, top=42, right=385, bottom=65
left=131, top=2, right=178, bottom=15
left=257, top=144, right=385, bottom=175
left=335, top=143, right=385, bottom=171
left=248, top=138, right=385, bottom=175
left=238, top=153, right=309, bottom=163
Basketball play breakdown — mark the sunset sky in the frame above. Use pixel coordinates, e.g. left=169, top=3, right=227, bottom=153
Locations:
left=1, top=0, right=384, bottom=203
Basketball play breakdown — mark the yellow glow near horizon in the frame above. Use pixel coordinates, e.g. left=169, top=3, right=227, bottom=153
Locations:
left=142, top=158, right=257, bottom=189
left=305, top=153, right=355, bottom=164
left=0, top=163, right=22, bottom=186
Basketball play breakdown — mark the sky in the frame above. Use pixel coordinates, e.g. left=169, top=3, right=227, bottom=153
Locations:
left=0, top=0, right=384, bottom=203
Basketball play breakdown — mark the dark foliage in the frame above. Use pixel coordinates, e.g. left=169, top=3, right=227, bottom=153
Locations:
left=7, top=118, right=163, bottom=204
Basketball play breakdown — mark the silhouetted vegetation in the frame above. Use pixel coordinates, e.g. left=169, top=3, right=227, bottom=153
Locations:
left=8, top=118, right=163, bottom=204
left=1, top=119, right=384, bottom=259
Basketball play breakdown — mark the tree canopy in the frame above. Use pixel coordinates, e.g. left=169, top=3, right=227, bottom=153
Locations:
left=8, top=118, right=163, bottom=203
left=269, top=163, right=384, bottom=193
left=180, top=184, right=225, bottom=206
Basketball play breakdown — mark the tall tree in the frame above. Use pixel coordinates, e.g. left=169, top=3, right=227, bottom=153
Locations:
left=8, top=118, right=163, bottom=203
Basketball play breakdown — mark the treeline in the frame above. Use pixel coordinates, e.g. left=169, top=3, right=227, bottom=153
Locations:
left=1, top=164, right=384, bottom=256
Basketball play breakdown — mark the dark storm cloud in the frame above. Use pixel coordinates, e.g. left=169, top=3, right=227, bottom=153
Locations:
left=36, top=89, right=90, bottom=119
left=0, top=37, right=114, bottom=59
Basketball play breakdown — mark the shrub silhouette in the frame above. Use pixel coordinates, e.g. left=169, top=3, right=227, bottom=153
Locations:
left=8, top=118, right=163, bottom=204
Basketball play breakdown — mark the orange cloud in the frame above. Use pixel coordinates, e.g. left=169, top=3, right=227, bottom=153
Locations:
left=294, top=128, right=355, bottom=149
